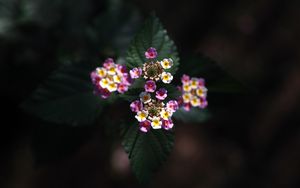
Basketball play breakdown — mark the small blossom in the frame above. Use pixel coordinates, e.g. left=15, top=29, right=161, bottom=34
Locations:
left=103, top=58, right=114, bottom=69
left=190, top=78, right=199, bottom=89
left=190, top=96, right=200, bottom=107
left=139, top=120, right=151, bottom=132
left=182, top=93, right=192, bottom=103
left=145, top=47, right=158, bottom=59
left=166, top=100, right=178, bottom=113
left=183, top=103, right=191, bottom=111
left=135, top=111, right=148, bottom=122
left=116, top=64, right=127, bottom=74
left=117, top=83, right=128, bottom=93
left=100, top=78, right=109, bottom=89
left=113, top=75, right=122, bottom=83
left=160, top=58, right=173, bottom=69
left=155, top=88, right=168, bottom=100
left=181, top=74, right=190, bottom=84
left=199, top=98, right=208, bottom=109
left=160, top=109, right=173, bottom=120
left=130, top=67, right=142, bottom=79
left=161, top=72, right=173, bottom=83
left=144, top=80, right=157, bottom=92
left=107, top=66, right=117, bottom=75
left=96, top=67, right=107, bottom=78
left=183, top=83, right=192, bottom=92
left=151, top=116, right=162, bottom=129
left=107, top=82, right=118, bottom=92
left=162, top=119, right=174, bottom=130
left=130, top=100, right=143, bottom=112
left=196, top=86, right=207, bottom=98
left=139, top=92, right=152, bottom=103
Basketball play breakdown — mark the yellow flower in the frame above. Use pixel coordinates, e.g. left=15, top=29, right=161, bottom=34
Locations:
left=135, top=111, right=148, bottom=122
left=107, top=67, right=117, bottom=75
left=160, top=109, right=172, bottom=120
left=113, top=75, right=122, bottom=83
left=183, top=83, right=192, bottom=92
left=190, top=96, right=200, bottom=107
left=182, top=93, right=192, bottom=103
left=160, top=58, right=173, bottom=69
left=161, top=72, right=173, bottom=84
left=107, top=82, right=117, bottom=92
left=151, top=116, right=162, bottom=129
left=190, top=78, right=198, bottom=89
left=100, top=78, right=109, bottom=88
left=96, top=68, right=107, bottom=78
left=196, top=87, right=207, bottom=98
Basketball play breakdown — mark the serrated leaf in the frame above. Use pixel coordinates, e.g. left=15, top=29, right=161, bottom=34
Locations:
left=126, top=14, right=179, bottom=75
left=121, top=123, right=174, bottom=183
left=21, top=61, right=105, bottom=126
left=173, top=108, right=211, bottom=123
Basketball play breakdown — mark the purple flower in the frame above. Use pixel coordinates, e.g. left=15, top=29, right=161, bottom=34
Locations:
left=166, top=100, right=179, bottom=113
left=130, top=100, right=143, bottom=112
left=103, top=58, right=114, bottom=69
left=117, top=83, right=129, bottom=94
left=155, top=88, right=167, bottom=100
left=145, top=47, right=158, bottom=59
left=181, top=74, right=190, bottom=84
left=199, top=98, right=208, bottom=109
left=144, top=80, right=157, bottom=93
left=162, top=119, right=174, bottom=130
left=130, top=67, right=142, bottom=79
left=183, top=103, right=191, bottom=111
left=139, top=120, right=151, bottom=133
left=116, top=64, right=127, bottom=74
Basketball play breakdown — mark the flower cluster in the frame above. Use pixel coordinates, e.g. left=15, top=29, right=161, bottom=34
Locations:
left=130, top=48, right=178, bottom=133
left=91, top=58, right=131, bottom=98
left=178, top=74, right=208, bottom=111
left=130, top=47, right=174, bottom=83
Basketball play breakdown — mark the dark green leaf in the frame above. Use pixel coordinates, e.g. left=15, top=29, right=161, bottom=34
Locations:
left=173, top=108, right=211, bottom=123
left=121, top=123, right=174, bottom=183
left=21, top=61, right=106, bottom=126
left=126, top=14, right=179, bottom=75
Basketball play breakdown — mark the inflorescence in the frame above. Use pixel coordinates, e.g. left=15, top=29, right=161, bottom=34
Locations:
left=177, top=74, right=208, bottom=111
left=129, top=47, right=178, bottom=133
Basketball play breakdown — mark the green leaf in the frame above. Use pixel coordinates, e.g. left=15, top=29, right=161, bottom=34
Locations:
left=121, top=123, right=174, bottom=183
left=126, top=14, right=179, bottom=75
left=21, top=61, right=105, bottom=126
left=173, top=108, right=211, bottom=123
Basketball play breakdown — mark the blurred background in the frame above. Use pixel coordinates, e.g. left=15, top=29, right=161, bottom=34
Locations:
left=1, top=0, right=300, bottom=187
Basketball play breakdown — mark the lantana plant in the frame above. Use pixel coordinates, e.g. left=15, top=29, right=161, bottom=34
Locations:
left=21, top=14, right=212, bottom=184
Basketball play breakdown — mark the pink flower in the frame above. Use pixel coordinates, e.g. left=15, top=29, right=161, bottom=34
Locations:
left=199, top=98, right=208, bottom=109
left=166, top=100, right=179, bottom=113
left=130, top=100, right=143, bottom=112
left=103, top=58, right=114, bottom=69
left=197, top=78, right=205, bottom=87
left=183, top=103, right=191, bottom=111
left=181, top=74, right=190, bottom=84
left=117, top=83, right=129, bottom=93
left=155, top=88, right=167, bottom=100
left=144, top=80, right=157, bottom=93
left=145, top=47, right=157, bottom=59
left=130, top=67, right=142, bottom=79
left=122, top=73, right=132, bottom=86
left=90, top=71, right=100, bottom=84
left=139, top=120, right=151, bottom=133
left=162, top=119, right=174, bottom=130
left=116, top=64, right=127, bottom=74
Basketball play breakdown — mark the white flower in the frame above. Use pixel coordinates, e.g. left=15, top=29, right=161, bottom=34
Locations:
left=139, top=92, right=152, bottom=104
left=151, top=116, right=162, bottom=129
left=135, top=111, right=148, bottom=122
left=161, top=72, right=173, bottom=84
left=160, top=58, right=173, bottom=69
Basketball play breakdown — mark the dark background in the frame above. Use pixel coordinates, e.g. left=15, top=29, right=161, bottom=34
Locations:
left=1, top=0, right=300, bottom=187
